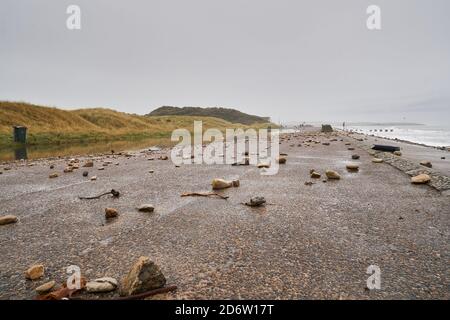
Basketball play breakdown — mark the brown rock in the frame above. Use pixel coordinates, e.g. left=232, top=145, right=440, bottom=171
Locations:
left=0, top=215, right=18, bottom=225
left=276, top=156, right=287, bottom=164
left=411, top=174, right=431, bottom=184
left=420, top=161, right=432, bottom=168
left=25, top=264, right=44, bottom=280
left=137, top=204, right=155, bottom=213
left=83, top=161, right=94, bottom=168
left=346, top=163, right=359, bottom=171
left=310, top=171, right=321, bottom=179
left=105, top=208, right=119, bottom=219
left=49, top=173, right=59, bottom=179
left=120, top=256, right=166, bottom=296
left=372, top=158, right=383, bottom=163
left=325, top=170, right=341, bottom=180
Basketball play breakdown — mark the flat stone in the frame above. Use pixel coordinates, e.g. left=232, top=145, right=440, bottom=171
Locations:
left=90, top=176, right=97, bottom=181
left=393, top=151, right=402, bottom=156
left=0, top=215, right=18, bottom=225
left=420, top=161, right=432, bottom=168
left=86, top=277, right=118, bottom=293
left=310, top=171, right=321, bottom=179
left=25, top=264, right=44, bottom=280
left=212, top=178, right=232, bottom=190
left=36, top=281, right=55, bottom=294
left=351, top=155, right=360, bottom=160
left=120, top=256, right=166, bottom=296
left=346, top=163, right=359, bottom=171
left=411, top=174, right=431, bottom=184
left=326, top=170, right=341, bottom=179
left=83, top=161, right=94, bottom=167
left=137, top=204, right=155, bottom=213
left=372, top=158, right=384, bottom=163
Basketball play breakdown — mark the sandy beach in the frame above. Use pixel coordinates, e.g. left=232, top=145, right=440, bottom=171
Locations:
left=0, top=128, right=449, bottom=299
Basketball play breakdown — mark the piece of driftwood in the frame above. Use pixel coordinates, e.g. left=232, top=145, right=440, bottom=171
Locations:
left=113, top=285, right=178, bottom=300
left=181, top=192, right=229, bottom=200
left=79, top=189, right=120, bottom=200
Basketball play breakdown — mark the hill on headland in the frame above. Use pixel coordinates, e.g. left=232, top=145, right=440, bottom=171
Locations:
left=0, top=101, right=274, bottom=147
left=148, top=106, right=270, bottom=125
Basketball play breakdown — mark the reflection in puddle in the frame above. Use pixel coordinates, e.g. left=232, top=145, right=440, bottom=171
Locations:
left=0, top=137, right=175, bottom=162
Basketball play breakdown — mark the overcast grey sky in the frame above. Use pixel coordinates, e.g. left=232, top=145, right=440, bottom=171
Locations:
left=1, top=0, right=449, bottom=124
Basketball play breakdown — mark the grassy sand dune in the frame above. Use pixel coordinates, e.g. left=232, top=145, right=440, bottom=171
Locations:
left=0, top=102, right=275, bottom=147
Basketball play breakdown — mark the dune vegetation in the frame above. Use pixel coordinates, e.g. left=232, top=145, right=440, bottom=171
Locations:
left=0, top=101, right=275, bottom=147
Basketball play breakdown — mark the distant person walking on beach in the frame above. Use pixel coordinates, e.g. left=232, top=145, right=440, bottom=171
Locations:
left=343, top=121, right=346, bottom=131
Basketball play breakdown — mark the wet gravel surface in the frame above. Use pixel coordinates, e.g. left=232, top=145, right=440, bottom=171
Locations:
left=0, top=130, right=449, bottom=299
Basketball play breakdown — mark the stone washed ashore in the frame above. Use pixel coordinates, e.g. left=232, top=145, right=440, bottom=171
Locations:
left=0, top=128, right=448, bottom=299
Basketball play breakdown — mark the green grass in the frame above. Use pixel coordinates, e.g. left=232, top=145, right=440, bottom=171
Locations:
left=0, top=101, right=278, bottom=148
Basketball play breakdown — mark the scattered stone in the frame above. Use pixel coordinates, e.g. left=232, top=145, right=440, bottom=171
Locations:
left=49, top=173, right=59, bottom=179
left=148, top=170, right=154, bottom=173
left=310, top=171, right=321, bottom=179
left=98, top=167, right=105, bottom=171
left=304, top=181, right=314, bottom=186
left=86, top=277, right=118, bottom=293
left=322, top=142, right=330, bottom=146
left=276, top=156, right=287, bottom=164
left=420, top=160, right=432, bottom=168
left=137, top=204, right=155, bottom=213
left=0, top=215, right=18, bottom=225
left=160, top=155, right=169, bottom=160
left=83, top=161, right=94, bottom=168
left=49, top=165, right=55, bottom=169
left=441, top=157, right=446, bottom=160
left=346, top=163, right=359, bottom=171
left=257, top=163, right=270, bottom=168
left=352, top=154, right=360, bottom=160
left=325, top=170, right=341, bottom=180
left=120, top=256, right=166, bottom=296
left=347, top=147, right=355, bottom=151
left=393, top=151, right=402, bottom=156
left=211, top=178, right=238, bottom=190
left=372, top=158, right=383, bottom=163
left=25, top=264, right=44, bottom=280
left=90, top=176, right=97, bottom=181
left=411, top=174, right=431, bottom=184
left=245, top=196, right=266, bottom=207
left=63, top=167, right=73, bottom=173
left=82, top=171, right=89, bottom=177
left=105, top=208, right=119, bottom=219
left=35, top=281, right=56, bottom=294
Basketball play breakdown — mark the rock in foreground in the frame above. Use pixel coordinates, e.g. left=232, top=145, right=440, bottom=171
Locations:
left=86, top=277, right=118, bottom=293
left=0, top=215, right=18, bottom=226
left=25, top=264, right=44, bottom=280
left=35, top=280, right=55, bottom=294
left=120, top=256, right=166, bottom=296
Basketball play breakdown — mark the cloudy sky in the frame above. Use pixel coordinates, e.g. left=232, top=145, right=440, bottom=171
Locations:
left=1, top=0, right=449, bottom=124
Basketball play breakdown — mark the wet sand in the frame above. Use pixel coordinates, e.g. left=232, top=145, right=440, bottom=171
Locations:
left=0, top=128, right=449, bottom=299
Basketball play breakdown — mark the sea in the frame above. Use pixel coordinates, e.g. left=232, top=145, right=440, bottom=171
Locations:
left=343, top=124, right=450, bottom=148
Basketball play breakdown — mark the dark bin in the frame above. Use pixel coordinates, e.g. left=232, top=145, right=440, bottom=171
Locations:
left=13, top=126, right=27, bottom=143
